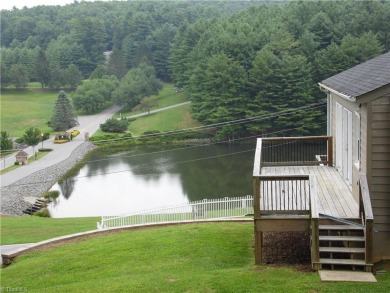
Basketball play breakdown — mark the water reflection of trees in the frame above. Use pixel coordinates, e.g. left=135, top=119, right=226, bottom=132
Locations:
left=59, top=178, right=76, bottom=199
left=171, top=145, right=254, bottom=201
left=60, top=144, right=254, bottom=202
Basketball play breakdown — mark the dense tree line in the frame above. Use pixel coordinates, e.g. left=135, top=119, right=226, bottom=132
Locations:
left=1, top=1, right=248, bottom=83
left=169, top=0, right=388, bottom=138
left=1, top=0, right=389, bottom=138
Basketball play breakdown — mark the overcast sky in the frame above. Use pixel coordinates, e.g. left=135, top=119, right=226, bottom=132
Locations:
left=0, top=0, right=111, bottom=11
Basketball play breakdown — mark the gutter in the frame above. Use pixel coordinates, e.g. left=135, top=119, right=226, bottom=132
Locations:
left=318, top=82, right=356, bottom=102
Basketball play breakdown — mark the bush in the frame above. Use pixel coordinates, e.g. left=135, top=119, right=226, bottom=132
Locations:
left=33, top=208, right=51, bottom=217
left=43, top=190, right=59, bottom=199
left=38, top=148, right=53, bottom=152
left=15, top=137, right=24, bottom=144
left=54, top=139, right=69, bottom=144
left=100, top=118, right=129, bottom=133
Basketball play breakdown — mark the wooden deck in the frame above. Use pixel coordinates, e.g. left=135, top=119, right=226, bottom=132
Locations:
left=261, top=166, right=359, bottom=219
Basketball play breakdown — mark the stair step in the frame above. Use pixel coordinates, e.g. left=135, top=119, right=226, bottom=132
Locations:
left=318, top=258, right=371, bottom=266
left=319, top=225, right=364, bottom=231
left=319, top=247, right=365, bottom=253
left=319, top=235, right=365, bottom=242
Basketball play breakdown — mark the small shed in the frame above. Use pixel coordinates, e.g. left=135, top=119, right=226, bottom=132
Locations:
left=15, top=150, right=29, bottom=165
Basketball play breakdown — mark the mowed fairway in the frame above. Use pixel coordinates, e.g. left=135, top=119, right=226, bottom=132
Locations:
left=1, top=89, right=59, bottom=137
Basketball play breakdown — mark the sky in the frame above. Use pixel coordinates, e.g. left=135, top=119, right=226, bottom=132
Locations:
left=0, top=0, right=110, bottom=11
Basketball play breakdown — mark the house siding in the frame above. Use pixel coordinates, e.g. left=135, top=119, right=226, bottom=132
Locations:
left=330, top=91, right=390, bottom=260
left=370, top=95, right=390, bottom=260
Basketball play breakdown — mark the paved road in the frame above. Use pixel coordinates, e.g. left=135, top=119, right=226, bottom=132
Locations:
left=0, top=104, right=122, bottom=187
left=0, top=102, right=191, bottom=188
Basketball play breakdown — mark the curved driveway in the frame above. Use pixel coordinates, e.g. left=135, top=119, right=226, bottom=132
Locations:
left=0, top=104, right=122, bottom=187
left=0, top=102, right=191, bottom=188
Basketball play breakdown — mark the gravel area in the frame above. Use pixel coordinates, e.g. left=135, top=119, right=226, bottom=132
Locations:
left=0, top=142, right=96, bottom=216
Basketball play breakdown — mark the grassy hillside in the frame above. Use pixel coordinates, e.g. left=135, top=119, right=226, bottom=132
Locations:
left=0, top=88, right=58, bottom=137
left=115, top=83, right=187, bottom=117
left=1, top=223, right=388, bottom=292
left=128, top=103, right=201, bottom=136
left=0, top=216, right=99, bottom=245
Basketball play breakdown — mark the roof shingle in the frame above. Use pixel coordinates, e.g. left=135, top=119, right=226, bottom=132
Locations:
left=320, top=51, right=390, bottom=98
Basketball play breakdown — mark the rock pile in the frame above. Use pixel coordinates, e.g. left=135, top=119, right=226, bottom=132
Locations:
left=0, top=142, right=96, bottom=216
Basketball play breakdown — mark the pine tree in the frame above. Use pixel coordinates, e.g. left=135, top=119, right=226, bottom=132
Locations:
left=35, top=48, right=51, bottom=88
left=50, top=91, right=79, bottom=131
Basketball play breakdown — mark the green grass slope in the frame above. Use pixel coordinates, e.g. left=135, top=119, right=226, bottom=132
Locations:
left=0, top=88, right=58, bottom=137
left=0, top=216, right=99, bottom=245
left=1, top=223, right=388, bottom=292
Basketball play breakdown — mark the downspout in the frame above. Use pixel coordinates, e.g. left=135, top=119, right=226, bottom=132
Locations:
left=327, top=92, right=331, bottom=136
left=318, top=83, right=332, bottom=136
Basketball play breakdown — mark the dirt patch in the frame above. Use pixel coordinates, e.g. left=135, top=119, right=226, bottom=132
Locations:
left=262, top=232, right=311, bottom=270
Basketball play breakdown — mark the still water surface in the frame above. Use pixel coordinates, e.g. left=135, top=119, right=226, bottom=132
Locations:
left=48, top=143, right=255, bottom=217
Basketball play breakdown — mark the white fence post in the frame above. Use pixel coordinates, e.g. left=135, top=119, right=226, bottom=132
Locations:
left=97, top=195, right=254, bottom=229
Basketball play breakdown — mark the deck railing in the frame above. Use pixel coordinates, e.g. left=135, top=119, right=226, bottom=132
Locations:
left=97, top=195, right=253, bottom=229
left=359, top=174, right=374, bottom=267
left=253, top=137, right=323, bottom=218
left=260, top=136, right=333, bottom=166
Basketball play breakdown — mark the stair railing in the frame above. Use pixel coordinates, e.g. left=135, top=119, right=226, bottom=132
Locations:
left=309, top=174, right=320, bottom=270
left=359, top=173, right=374, bottom=267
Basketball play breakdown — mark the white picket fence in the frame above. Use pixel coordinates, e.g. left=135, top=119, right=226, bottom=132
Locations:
left=97, top=195, right=253, bottom=229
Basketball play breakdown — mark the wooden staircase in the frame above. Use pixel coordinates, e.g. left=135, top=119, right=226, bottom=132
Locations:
left=312, top=222, right=373, bottom=272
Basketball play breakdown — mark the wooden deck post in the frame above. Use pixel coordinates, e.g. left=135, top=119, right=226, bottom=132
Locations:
left=310, top=218, right=320, bottom=270
left=253, top=177, right=260, bottom=218
left=327, top=136, right=333, bottom=166
left=365, top=219, right=373, bottom=272
left=254, top=228, right=263, bottom=264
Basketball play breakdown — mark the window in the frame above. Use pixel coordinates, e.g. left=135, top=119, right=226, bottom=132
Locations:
left=354, top=112, right=361, bottom=169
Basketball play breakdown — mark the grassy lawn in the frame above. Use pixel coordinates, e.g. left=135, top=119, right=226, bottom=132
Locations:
left=0, top=88, right=59, bottom=137
left=129, top=104, right=201, bottom=136
left=1, top=223, right=388, bottom=292
left=0, top=216, right=99, bottom=245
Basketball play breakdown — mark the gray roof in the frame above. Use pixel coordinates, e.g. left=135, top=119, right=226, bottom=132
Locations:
left=320, top=51, right=390, bottom=99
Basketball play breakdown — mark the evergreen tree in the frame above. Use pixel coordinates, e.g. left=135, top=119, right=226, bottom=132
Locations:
left=89, top=65, right=107, bottom=80
left=50, top=91, right=79, bottom=131
left=106, top=48, right=127, bottom=80
left=35, top=48, right=51, bottom=88
left=188, top=53, right=248, bottom=140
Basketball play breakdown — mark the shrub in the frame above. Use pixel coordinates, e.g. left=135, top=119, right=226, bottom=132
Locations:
left=43, top=190, right=59, bottom=199
left=38, top=148, right=53, bottom=152
left=34, top=208, right=51, bottom=217
left=100, top=118, right=129, bottom=133
left=15, top=137, right=24, bottom=144
left=54, top=139, right=69, bottom=144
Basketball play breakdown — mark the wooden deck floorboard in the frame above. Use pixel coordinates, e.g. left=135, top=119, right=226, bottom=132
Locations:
left=261, top=166, right=359, bottom=219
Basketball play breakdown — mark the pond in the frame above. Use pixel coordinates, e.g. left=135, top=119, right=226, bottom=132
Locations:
left=48, top=143, right=256, bottom=217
